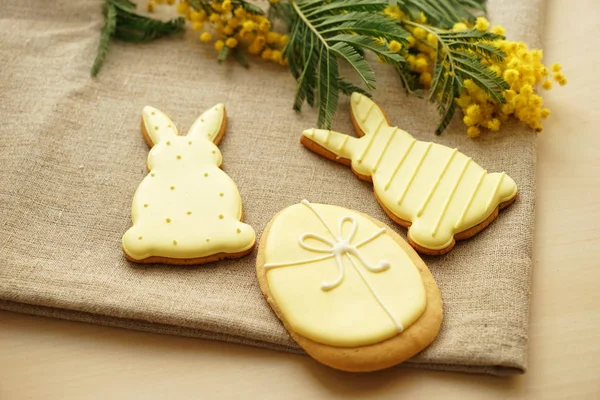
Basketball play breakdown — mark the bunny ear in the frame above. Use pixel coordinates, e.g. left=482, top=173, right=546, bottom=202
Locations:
left=350, top=93, right=392, bottom=137
left=186, top=103, right=226, bottom=144
left=142, top=106, right=178, bottom=146
left=301, top=128, right=358, bottom=161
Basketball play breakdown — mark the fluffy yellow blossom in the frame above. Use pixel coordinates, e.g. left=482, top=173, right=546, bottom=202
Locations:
left=414, top=57, right=429, bottom=73
left=542, top=80, right=552, bottom=90
left=222, top=0, right=233, bottom=12
left=214, top=40, right=224, bottom=51
left=271, top=50, right=282, bottom=63
left=234, top=7, right=246, bottom=18
left=426, top=33, right=437, bottom=46
left=192, top=21, right=204, bottom=31
left=466, top=104, right=481, bottom=119
left=406, top=36, right=416, bottom=47
left=490, top=25, right=505, bottom=35
left=266, top=31, right=281, bottom=45
left=463, top=115, right=477, bottom=127
left=225, top=37, right=238, bottom=48
left=388, top=40, right=402, bottom=52
left=200, top=32, right=212, bottom=42
left=223, top=26, right=234, bottom=35
left=412, top=27, right=427, bottom=40
left=540, top=108, right=550, bottom=119
left=261, top=48, right=272, bottom=60
left=551, top=63, right=562, bottom=72
left=486, top=118, right=501, bottom=131
left=146, top=1, right=155, bottom=12
left=553, top=71, right=567, bottom=85
left=279, top=35, right=289, bottom=47
left=176, top=1, right=189, bottom=14
left=466, top=126, right=480, bottom=137
left=259, top=20, right=271, bottom=33
left=474, top=17, right=490, bottom=32
left=503, top=69, right=520, bottom=84
left=209, top=13, right=221, bottom=23
left=452, top=22, right=468, bottom=31
left=419, top=72, right=432, bottom=87
left=242, top=20, right=257, bottom=31
left=384, top=5, right=405, bottom=20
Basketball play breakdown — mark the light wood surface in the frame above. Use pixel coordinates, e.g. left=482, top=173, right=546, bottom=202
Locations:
left=1, top=1, right=599, bottom=398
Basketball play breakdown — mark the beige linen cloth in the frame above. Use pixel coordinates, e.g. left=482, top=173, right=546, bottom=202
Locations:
left=0, top=0, right=541, bottom=375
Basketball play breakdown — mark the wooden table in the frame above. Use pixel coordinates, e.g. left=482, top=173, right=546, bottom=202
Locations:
left=1, top=1, right=598, bottom=398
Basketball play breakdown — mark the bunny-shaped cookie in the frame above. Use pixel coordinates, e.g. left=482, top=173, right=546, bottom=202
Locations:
left=301, top=93, right=517, bottom=255
left=122, top=104, right=256, bottom=264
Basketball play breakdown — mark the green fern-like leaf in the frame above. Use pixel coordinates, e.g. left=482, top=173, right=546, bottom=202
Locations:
left=91, top=2, right=117, bottom=77
left=91, top=0, right=185, bottom=76
left=392, top=0, right=486, bottom=28
left=286, top=0, right=409, bottom=129
left=399, top=20, right=509, bottom=134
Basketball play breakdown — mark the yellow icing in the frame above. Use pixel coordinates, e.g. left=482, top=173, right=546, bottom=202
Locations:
left=264, top=201, right=426, bottom=347
left=302, top=93, right=518, bottom=250
left=122, top=105, right=255, bottom=260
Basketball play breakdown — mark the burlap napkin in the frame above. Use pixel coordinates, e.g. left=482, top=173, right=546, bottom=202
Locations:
left=0, top=0, right=541, bottom=375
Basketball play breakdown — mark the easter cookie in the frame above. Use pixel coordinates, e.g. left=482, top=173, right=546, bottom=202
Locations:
left=256, top=200, right=442, bottom=372
left=122, top=104, right=256, bottom=264
left=300, top=93, right=518, bottom=255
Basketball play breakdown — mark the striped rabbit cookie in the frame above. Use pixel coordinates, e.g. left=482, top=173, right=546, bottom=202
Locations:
left=300, top=93, right=517, bottom=255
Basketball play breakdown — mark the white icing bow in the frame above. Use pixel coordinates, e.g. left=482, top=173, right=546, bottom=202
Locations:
left=298, top=215, right=390, bottom=291
left=264, top=200, right=403, bottom=332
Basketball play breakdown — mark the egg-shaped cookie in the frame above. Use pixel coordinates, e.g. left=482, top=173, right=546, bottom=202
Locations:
left=256, top=200, right=443, bottom=372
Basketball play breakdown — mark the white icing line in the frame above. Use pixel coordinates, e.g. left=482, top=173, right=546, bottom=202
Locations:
left=347, top=255, right=403, bottom=333
left=384, top=138, right=416, bottom=191
left=432, top=158, right=471, bottom=236
left=361, top=103, right=375, bottom=123
left=264, top=253, right=335, bottom=270
left=417, top=148, right=458, bottom=217
left=485, top=172, right=506, bottom=211
left=397, top=143, right=432, bottom=205
left=454, top=170, right=486, bottom=229
left=372, top=127, right=397, bottom=173
left=357, top=122, right=381, bottom=163
left=338, top=135, right=349, bottom=153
